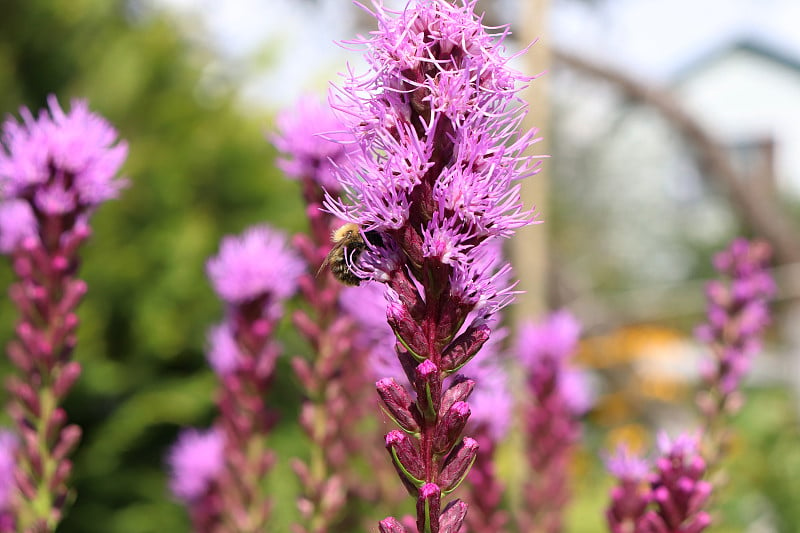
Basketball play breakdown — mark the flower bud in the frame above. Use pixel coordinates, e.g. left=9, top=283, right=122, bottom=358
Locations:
left=386, top=430, right=424, bottom=495
left=377, top=378, right=420, bottom=434
left=441, top=322, right=490, bottom=373
left=414, top=360, right=441, bottom=421
left=291, top=357, right=315, bottom=391
left=378, top=517, right=408, bottom=533
left=14, top=468, right=36, bottom=500
left=7, top=341, right=32, bottom=373
left=50, top=458, right=73, bottom=491
left=53, top=424, right=81, bottom=461
left=58, top=279, right=88, bottom=316
left=439, top=499, right=468, bottom=533
left=292, top=310, right=321, bottom=343
left=388, top=268, right=425, bottom=320
left=53, top=361, right=81, bottom=401
left=7, top=378, right=39, bottom=417
left=47, top=408, right=68, bottom=443
left=386, top=290, right=429, bottom=359
left=439, top=376, right=475, bottom=418
left=397, top=342, right=420, bottom=385
left=416, top=483, right=441, bottom=533
left=439, top=437, right=478, bottom=493
left=432, top=401, right=470, bottom=455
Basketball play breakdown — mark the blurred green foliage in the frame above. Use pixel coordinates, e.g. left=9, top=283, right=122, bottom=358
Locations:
left=0, top=1, right=306, bottom=531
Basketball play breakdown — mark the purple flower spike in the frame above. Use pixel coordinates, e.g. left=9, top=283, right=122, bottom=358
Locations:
left=328, top=1, right=542, bottom=528
left=516, top=311, right=590, bottom=533
left=642, top=433, right=712, bottom=533
left=167, top=428, right=225, bottom=504
left=1, top=96, right=127, bottom=530
left=273, top=96, right=381, bottom=530
left=696, top=239, right=774, bottom=468
left=272, top=95, right=354, bottom=194
left=173, top=225, right=301, bottom=530
left=605, top=434, right=712, bottom=533
left=167, top=428, right=226, bottom=532
left=605, top=445, right=651, bottom=533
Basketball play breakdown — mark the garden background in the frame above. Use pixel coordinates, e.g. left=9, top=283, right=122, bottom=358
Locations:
left=1, top=1, right=799, bottom=532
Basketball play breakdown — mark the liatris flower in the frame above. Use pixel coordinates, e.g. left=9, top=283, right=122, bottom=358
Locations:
left=0, top=96, right=127, bottom=530
left=605, top=445, right=651, bottom=533
left=516, top=311, right=590, bottom=533
left=273, top=96, right=353, bottom=199
left=273, top=96, right=355, bottom=274
left=273, top=98, right=372, bottom=533
left=0, top=430, right=17, bottom=533
left=646, top=434, right=712, bottom=533
left=695, top=238, right=774, bottom=467
left=167, top=427, right=225, bottom=531
left=328, top=1, right=542, bottom=529
left=201, top=225, right=303, bottom=532
left=605, top=434, right=712, bottom=533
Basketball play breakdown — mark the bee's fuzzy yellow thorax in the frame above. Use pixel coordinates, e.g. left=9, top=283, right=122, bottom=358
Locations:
left=331, top=223, right=360, bottom=243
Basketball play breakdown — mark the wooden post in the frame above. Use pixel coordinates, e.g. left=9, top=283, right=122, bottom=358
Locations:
left=502, top=0, right=552, bottom=519
left=511, top=0, right=551, bottom=325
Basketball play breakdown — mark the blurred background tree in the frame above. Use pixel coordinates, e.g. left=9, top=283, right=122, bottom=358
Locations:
left=0, top=1, right=306, bottom=531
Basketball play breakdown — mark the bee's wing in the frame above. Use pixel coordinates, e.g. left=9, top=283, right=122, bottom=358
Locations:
left=316, top=240, right=346, bottom=278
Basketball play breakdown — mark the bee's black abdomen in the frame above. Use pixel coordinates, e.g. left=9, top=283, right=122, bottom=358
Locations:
left=331, top=261, right=362, bottom=286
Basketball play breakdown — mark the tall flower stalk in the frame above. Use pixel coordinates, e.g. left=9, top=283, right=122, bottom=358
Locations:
left=273, top=97, right=372, bottom=532
left=200, top=225, right=303, bottom=532
left=605, top=434, right=712, bottom=533
left=0, top=96, right=127, bottom=530
left=695, top=238, right=774, bottom=469
left=605, top=445, right=651, bottom=533
left=327, top=1, right=542, bottom=530
left=516, top=311, right=591, bottom=533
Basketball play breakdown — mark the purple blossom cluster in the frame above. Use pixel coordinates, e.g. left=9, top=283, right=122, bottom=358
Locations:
left=516, top=311, right=591, bottom=533
left=0, top=96, right=127, bottom=240
left=168, top=225, right=303, bottom=532
left=696, top=238, right=774, bottom=415
left=0, top=96, right=127, bottom=530
left=167, top=427, right=225, bottom=527
left=273, top=96, right=353, bottom=197
left=273, top=97, right=375, bottom=532
left=328, top=1, right=541, bottom=530
left=606, top=434, right=712, bottom=533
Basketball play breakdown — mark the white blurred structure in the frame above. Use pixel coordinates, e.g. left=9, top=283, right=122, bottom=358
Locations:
left=674, top=39, right=800, bottom=198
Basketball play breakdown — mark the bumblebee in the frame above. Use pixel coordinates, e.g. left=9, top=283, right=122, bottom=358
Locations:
left=319, top=223, right=380, bottom=286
